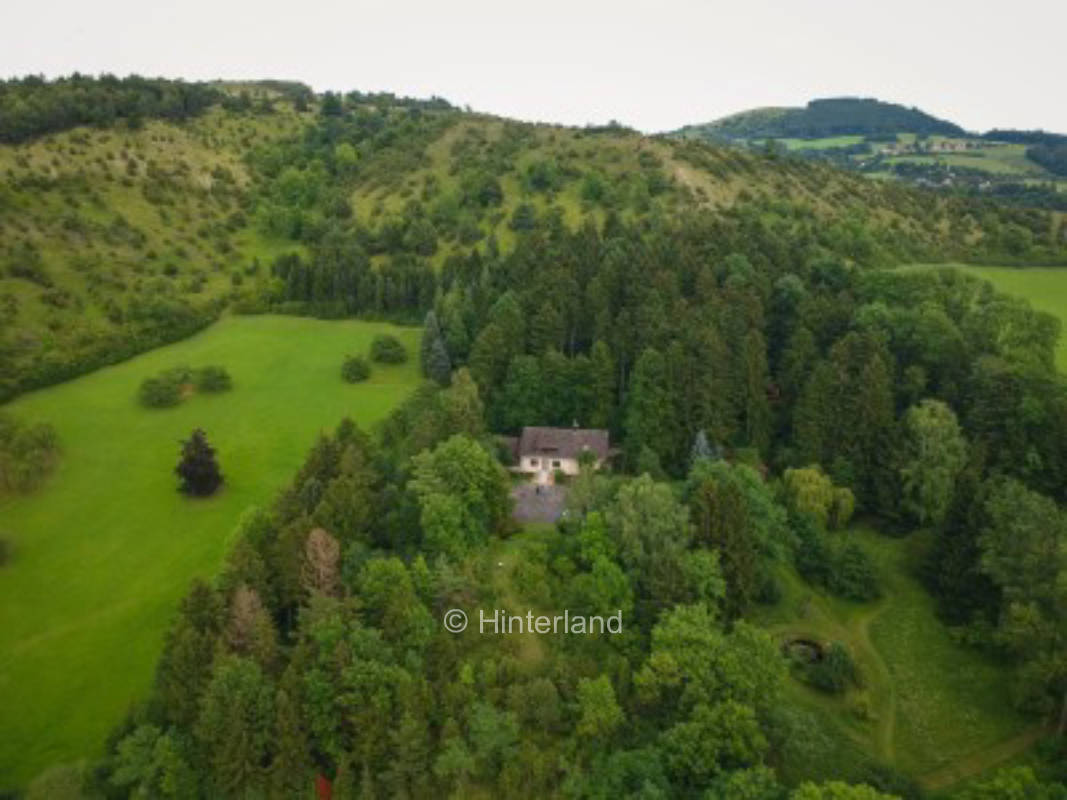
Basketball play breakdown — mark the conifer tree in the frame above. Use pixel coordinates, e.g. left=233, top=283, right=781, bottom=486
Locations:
left=690, top=430, right=714, bottom=466
left=421, top=311, right=452, bottom=385
left=588, top=340, right=615, bottom=430
left=624, top=347, right=675, bottom=470
left=175, top=429, right=223, bottom=496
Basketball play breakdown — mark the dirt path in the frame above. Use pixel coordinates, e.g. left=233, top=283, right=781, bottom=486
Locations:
left=853, top=597, right=897, bottom=762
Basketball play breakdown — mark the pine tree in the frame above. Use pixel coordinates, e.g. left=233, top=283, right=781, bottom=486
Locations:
left=588, top=340, right=615, bottom=431
left=690, top=430, right=714, bottom=466
left=271, top=668, right=313, bottom=798
left=495, top=355, right=543, bottom=432
left=195, top=657, right=274, bottom=796
left=425, top=336, right=452, bottom=386
left=175, top=429, right=223, bottom=496
left=742, top=329, right=772, bottom=453
left=624, top=348, right=675, bottom=470
left=420, top=311, right=451, bottom=385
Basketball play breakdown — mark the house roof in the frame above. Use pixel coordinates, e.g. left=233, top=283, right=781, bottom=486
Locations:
left=518, top=426, right=610, bottom=461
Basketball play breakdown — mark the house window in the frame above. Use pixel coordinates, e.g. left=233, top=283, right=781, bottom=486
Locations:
left=529, top=458, right=539, bottom=467
left=552, top=460, right=561, bottom=468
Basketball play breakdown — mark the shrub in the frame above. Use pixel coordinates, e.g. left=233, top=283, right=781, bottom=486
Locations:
left=791, top=512, right=882, bottom=601
left=138, top=375, right=182, bottom=408
left=830, top=541, right=882, bottom=601
left=196, top=365, right=232, bottom=393
left=0, top=413, right=59, bottom=492
left=803, top=642, right=859, bottom=693
left=341, top=355, right=371, bottom=383
left=369, top=334, right=407, bottom=364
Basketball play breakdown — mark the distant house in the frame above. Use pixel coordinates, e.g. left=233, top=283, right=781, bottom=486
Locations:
left=511, top=426, right=611, bottom=481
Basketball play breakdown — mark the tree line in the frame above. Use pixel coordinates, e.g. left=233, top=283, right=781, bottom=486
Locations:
left=0, top=74, right=223, bottom=144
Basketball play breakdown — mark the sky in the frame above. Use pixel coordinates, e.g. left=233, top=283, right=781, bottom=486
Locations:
left=2, top=0, right=1064, bottom=134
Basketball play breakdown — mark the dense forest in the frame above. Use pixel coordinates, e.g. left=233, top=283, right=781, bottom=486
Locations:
left=85, top=236, right=1067, bottom=796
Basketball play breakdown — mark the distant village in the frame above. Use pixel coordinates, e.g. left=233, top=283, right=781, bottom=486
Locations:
left=878, top=138, right=984, bottom=155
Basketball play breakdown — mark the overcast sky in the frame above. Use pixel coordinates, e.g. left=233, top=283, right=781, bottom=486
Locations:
left=3, top=0, right=1064, bottom=134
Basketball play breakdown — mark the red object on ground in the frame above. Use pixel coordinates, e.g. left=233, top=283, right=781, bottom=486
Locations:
left=315, top=774, right=332, bottom=800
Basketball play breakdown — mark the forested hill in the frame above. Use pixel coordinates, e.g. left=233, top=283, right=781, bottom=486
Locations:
left=1, top=75, right=1066, bottom=403
left=674, top=97, right=966, bottom=141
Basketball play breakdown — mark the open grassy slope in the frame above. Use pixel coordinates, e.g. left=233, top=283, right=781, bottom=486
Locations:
left=0, top=315, right=420, bottom=788
left=751, top=527, right=1031, bottom=790
left=0, top=107, right=309, bottom=397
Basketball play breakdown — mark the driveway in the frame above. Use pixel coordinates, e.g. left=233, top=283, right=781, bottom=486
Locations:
left=511, top=483, right=567, bottom=524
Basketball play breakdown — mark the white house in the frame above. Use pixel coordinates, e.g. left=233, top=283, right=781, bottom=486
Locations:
left=510, top=426, right=611, bottom=482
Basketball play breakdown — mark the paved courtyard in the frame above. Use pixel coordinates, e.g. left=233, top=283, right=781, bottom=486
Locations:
left=511, top=483, right=568, bottom=523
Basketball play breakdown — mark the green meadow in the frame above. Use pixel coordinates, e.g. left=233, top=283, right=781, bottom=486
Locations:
left=0, top=315, right=420, bottom=788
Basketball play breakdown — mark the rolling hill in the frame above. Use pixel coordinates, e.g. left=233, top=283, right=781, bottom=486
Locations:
left=3, top=81, right=1066, bottom=408
left=672, top=97, right=1067, bottom=209
left=674, top=97, right=965, bottom=141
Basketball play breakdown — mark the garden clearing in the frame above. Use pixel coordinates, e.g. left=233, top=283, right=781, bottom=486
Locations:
left=752, top=527, right=1037, bottom=791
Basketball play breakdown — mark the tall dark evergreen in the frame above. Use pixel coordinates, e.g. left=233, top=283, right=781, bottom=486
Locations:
left=176, top=429, right=223, bottom=497
left=420, top=311, right=452, bottom=385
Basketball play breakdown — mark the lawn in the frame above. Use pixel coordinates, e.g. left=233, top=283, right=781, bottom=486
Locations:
left=903, top=264, right=1067, bottom=370
left=0, top=314, right=421, bottom=789
left=752, top=526, right=1030, bottom=789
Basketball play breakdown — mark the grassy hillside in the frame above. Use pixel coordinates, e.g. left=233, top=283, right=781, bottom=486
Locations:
left=4, top=88, right=1067, bottom=405
left=0, top=105, right=309, bottom=399
left=0, top=315, right=420, bottom=788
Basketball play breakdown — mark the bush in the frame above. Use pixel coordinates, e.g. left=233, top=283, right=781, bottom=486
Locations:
left=341, top=355, right=371, bottom=383
left=830, top=541, right=882, bottom=601
left=138, top=375, right=182, bottom=408
left=196, top=365, right=232, bottom=393
left=0, top=538, right=9, bottom=566
left=369, top=334, right=407, bottom=364
left=791, top=512, right=882, bottom=601
left=0, top=413, right=59, bottom=492
left=803, top=642, right=859, bottom=693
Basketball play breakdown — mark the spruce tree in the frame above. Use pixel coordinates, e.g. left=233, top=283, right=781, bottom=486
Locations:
left=624, top=347, right=674, bottom=470
left=427, top=337, right=452, bottom=386
left=175, top=428, right=223, bottom=496
left=690, top=430, right=714, bottom=466
left=420, top=310, right=452, bottom=385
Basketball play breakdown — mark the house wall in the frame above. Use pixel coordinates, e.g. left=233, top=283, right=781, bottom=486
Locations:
left=519, top=455, right=584, bottom=476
